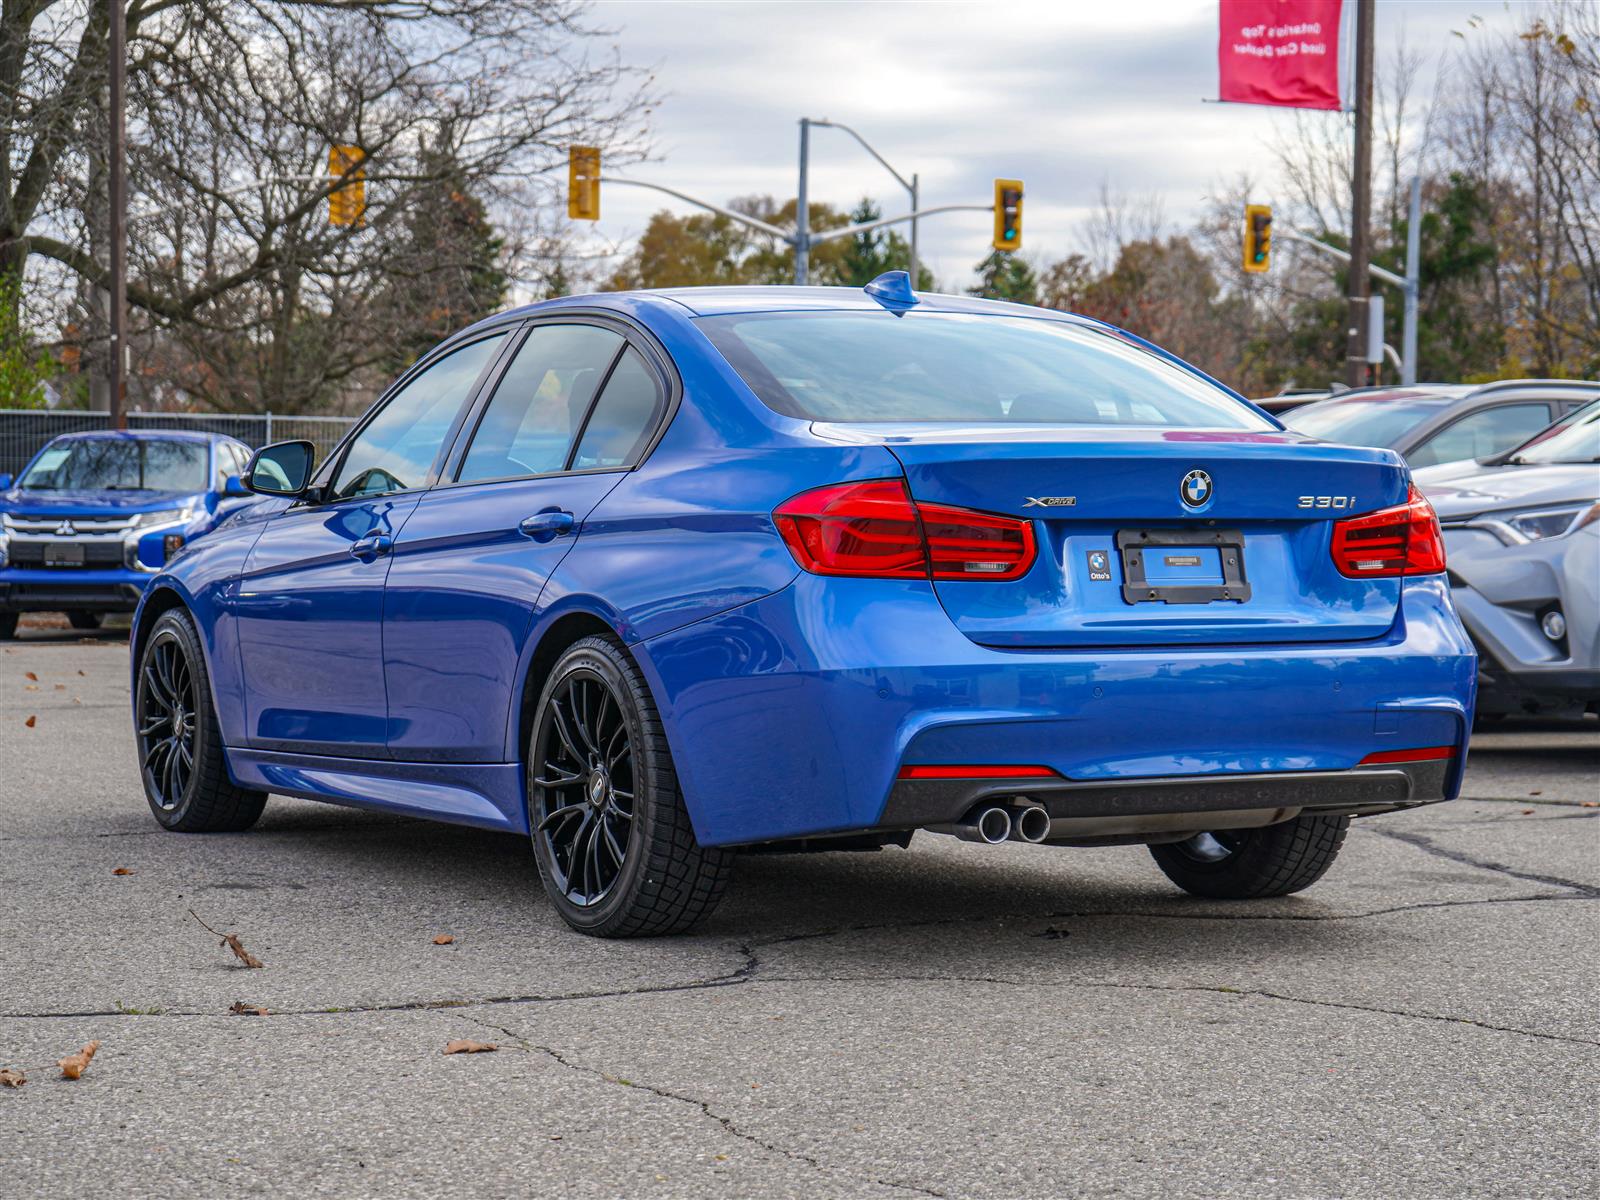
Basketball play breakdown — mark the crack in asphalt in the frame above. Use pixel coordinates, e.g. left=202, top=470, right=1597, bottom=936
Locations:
left=471, top=1015, right=946, bottom=1198
left=1366, top=826, right=1600, bottom=897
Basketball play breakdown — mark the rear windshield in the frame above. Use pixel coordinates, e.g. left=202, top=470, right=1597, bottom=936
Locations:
left=1282, top=396, right=1447, bottom=447
left=698, top=311, right=1270, bottom=429
left=20, top=438, right=208, bottom=492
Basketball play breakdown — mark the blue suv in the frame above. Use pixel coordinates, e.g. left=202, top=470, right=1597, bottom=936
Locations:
left=0, top=430, right=255, bottom=637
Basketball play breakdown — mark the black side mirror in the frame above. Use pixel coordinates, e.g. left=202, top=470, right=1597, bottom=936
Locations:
left=244, top=440, right=316, bottom=497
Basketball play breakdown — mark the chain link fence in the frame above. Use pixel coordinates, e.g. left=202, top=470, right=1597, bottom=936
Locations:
left=0, top=410, right=356, bottom=479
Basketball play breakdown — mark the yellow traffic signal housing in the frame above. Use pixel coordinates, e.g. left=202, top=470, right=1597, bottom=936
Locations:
left=569, top=146, right=601, bottom=221
left=328, top=145, right=366, bottom=227
left=993, top=179, right=1023, bottom=251
left=1243, top=203, right=1272, bottom=273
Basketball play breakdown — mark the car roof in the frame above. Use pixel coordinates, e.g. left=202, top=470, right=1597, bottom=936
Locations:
left=51, top=428, right=237, bottom=444
left=465, top=285, right=1095, bottom=329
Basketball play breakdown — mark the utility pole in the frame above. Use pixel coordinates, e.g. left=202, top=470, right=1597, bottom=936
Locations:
left=1344, top=0, right=1375, bottom=388
left=1402, top=175, right=1420, bottom=385
left=107, top=0, right=127, bottom=428
left=795, top=118, right=810, bottom=286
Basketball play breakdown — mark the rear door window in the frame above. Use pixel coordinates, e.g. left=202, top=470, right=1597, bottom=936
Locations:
left=571, top=348, right=664, bottom=470
left=457, top=324, right=626, bottom=483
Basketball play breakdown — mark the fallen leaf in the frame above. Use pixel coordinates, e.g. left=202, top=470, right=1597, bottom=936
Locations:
left=53, top=683, right=65, bottom=691
left=23, top=684, right=37, bottom=691
left=0, top=1069, right=24, bottom=1088
left=58, top=1041, right=101, bottom=1080
left=24, top=715, right=35, bottom=728
left=112, top=868, right=134, bottom=876
left=443, top=1039, right=497, bottom=1055
left=24, top=671, right=36, bottom=681
left=432, top=934, right=454, bottom=945
left=1521, top=808, right=1535, bottom=815
left=1582, top=801, right=1598, bottom=808
left=1530, top=790, right=1542, bottom=796
left=228, top=1002, right=268, bottom=1016
left=77, top=669, right=86, bottom=676
left=222, top=933, right=263, bottom=969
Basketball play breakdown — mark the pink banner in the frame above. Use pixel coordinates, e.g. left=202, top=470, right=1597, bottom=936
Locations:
left=1219, top=0, right=1343, bottom=111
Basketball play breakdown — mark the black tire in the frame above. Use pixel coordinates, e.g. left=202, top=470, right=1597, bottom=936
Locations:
left=68, top=611, right=103, bottom=631
left=0, top=611, right=16, bottom=640
left=528, top=634, right=731, bottom=937
left=1150, top=814, right=1350, bottom=899
left=134, top=609, right=266, bottom=833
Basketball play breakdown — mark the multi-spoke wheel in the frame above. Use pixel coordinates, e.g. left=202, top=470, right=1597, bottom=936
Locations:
left=529, top=634, right=731, bottom=937
left=134, top=609, right=266, bottom=832
left=1150, top=814, right=1350, bottom=899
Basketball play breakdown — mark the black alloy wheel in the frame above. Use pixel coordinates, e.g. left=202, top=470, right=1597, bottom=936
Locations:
left=534, top=667, right=638, bottom=907
left=529, top=635, right=731, bottom=937
left=138, top=626, right=198, bottom=812
left=134, top=609, right=266, bottom=832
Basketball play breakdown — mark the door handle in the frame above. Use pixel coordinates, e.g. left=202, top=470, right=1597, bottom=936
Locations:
left=519, top=510, right=575, bottom=544
left=349, top=533, right=393, bottom=561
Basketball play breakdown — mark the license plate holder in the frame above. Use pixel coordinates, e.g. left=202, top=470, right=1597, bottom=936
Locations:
left=1117, top=528, right=1249, bottom=605
left=44, top=542, right=86, bottom=567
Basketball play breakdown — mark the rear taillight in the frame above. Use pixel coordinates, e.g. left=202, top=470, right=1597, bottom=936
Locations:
left=773, top=479, right=1037, bottom=581
left=1330, top=485, right=1446, bottom=578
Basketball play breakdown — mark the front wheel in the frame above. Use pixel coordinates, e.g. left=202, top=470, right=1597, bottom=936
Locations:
left=1150, top=814, right=1350, bottom=899
left=528, top=634, right=731, bottom=937
left=135, top=609, right=266, bottom=832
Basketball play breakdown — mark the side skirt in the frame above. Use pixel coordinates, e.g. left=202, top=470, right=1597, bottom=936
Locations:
left=225, top=747, right=526, bottom=834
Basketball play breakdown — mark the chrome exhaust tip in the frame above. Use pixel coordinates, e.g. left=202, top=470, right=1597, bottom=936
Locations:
left=930, top=804, right=1013, bottom=844
left=1010, top=804, right=1050, bottom=844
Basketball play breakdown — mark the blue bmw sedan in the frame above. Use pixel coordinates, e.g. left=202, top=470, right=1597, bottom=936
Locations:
left=128, top=274, right=1475, bottom=936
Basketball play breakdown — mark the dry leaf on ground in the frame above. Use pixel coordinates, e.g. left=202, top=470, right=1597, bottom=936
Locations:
left=432, top=935, right=454, bottom=945
left=221, top=933, right=264, bottom=969
left=23, top=671, right=37, bottom=681
left=443, top=1039, right=497, bottom=1055
left=188, top=909, right=265, bottom=968
left=228, top=1002, right=268, bottom=1016
left=0, top=1069, right=25, bottom=1088
left=24, top=715, right=35, bottom=728
left=58, top=1041, right=101, bottom=1080
left=112, top=868, right=133, bottom=876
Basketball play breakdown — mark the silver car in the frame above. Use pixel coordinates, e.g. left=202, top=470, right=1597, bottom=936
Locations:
left=1414, top=401, right=1600, bottom=720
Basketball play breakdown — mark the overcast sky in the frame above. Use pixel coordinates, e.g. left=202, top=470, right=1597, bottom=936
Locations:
left=578, top=0, right=1535, bottom=289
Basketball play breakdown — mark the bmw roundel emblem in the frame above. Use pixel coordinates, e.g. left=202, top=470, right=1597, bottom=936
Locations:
left=1180, top=469, right=1213, bottom=509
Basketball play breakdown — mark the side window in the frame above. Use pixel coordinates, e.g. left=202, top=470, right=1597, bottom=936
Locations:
left=332, top=334, right=506, bottom=500
left=572, top=348, right=664, bottom=469
left=457, top=324, right=624, bottom=484
left=1409, top=403, right=1553, bottom=468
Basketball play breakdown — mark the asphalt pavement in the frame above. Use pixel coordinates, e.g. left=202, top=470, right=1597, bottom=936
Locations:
left=2, top=621, right=1596, bottom=1199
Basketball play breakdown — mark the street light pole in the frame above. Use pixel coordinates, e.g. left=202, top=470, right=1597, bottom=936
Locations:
left=1402, top=175, right=1421, bottom=386
left=799, top=119, right=922, bottom=288
left=107, top=0, right=127, bottom=428
left=1344, top=0, right=1375, bottom=388
left=795, top=118, right=810, bottom=286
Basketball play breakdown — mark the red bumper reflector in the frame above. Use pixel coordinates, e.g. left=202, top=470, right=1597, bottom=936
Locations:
left=897, top=764, right=1059, bottom=780
left=1358, top=745, right=1458, bottom=765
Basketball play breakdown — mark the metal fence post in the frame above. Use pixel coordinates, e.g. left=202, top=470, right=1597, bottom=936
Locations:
left=264, top=411, right=273, bottom=445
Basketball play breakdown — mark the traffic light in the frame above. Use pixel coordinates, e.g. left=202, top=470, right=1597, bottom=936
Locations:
left=328, top=145, right=366, bottom=227
left=993, top=179, right=1023, bottom=251
left=568, top=146, right=601, bottom=221
left=1243, top=203, right=1272, bottom=273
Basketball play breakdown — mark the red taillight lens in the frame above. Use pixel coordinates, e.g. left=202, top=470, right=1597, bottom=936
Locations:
left=1330, top=485, right=1446, bottom=578
left=773, top=479, right=1037, bottom=581
left=772, top=479, right=928, bottom=578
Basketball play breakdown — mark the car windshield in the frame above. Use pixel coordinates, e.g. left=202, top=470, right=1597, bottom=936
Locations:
left=697, top=310, right=1270, bottom=429
left=1281, top=395, right=1450, bottom=446
left=1507, top=401, right=1600, bottom=465
left=19, top=438, right=208, bottom=491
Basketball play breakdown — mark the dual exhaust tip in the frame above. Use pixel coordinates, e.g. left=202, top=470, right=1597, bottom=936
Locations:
left=945, top=802, right=1051, bottom=845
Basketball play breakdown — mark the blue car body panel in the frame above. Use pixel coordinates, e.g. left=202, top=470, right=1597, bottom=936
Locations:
left=1, top=430, right=256, bottom=613
left=130, top=287, right=1476, bottom=847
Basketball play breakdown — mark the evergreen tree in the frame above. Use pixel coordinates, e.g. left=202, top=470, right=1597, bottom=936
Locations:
left=968, top=251, right=1038, bottom=304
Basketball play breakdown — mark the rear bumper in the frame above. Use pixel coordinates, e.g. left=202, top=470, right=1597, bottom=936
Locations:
left=883, top=760, right=1450, bottom=842
left=636, top=573, right=1476, bottom=847
left=0, top=569, right=148, bottom=612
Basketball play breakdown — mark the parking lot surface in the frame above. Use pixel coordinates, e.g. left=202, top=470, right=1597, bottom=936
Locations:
left=2, top=623, right=1597, bottom=1199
